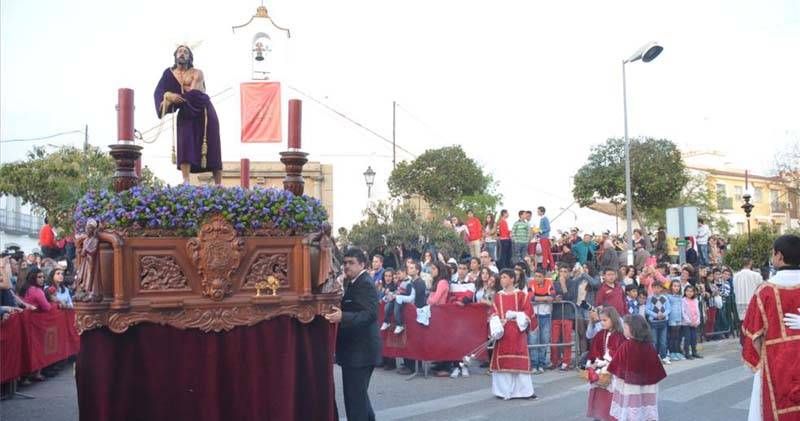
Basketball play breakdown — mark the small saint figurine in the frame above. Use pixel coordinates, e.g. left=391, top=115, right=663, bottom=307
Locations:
left=74, top=219, right=103, bottom=302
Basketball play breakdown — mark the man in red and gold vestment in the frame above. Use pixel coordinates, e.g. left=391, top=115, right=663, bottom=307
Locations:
left=742, top=234, right=800, bottom=421
left=489, top=269, right=537, bottom=400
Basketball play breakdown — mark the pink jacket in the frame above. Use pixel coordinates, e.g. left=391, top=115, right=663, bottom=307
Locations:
left=23, top=287, right=52, bottom=312
left=427, top=280, right=450, bottom=305
left=639, top=271, right=669, bottom=296
left=681, top=297, right=700, bottom=327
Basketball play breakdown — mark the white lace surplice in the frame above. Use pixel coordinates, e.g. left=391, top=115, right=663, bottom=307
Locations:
left=609, top=376, right=659, bottom=421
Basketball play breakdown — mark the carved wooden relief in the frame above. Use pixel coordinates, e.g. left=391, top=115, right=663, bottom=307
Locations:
left=187, top=215, right=244, bottom=301
left=139, top=256, right=188, bottom=290
left=243, top=253, right=289, bottom=289
left=95, top=302, right=336, bottom=334
left=73, top=228, right=344, bottom=335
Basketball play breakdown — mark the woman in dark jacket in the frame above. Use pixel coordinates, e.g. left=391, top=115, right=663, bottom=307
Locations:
left=599, top=240, right=620, bottom=274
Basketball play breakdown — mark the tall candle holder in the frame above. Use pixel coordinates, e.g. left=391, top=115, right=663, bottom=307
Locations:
left=280, top=150, right=308, bottom=196
left=111, top=87, right=142, bottom=193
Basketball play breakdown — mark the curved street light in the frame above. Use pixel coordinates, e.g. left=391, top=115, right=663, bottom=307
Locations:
left=622, top=41, right=663, bottom=265
left=625, top=42, right=664, bottom=64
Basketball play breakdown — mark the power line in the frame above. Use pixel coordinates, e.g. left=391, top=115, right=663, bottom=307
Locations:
left=394, top=102, right=450, bottom=145
left=0, top=129, right=84, bottom=144
left=288, top=85, right=417, bottom=158
left=137, top=87, right=234, bottom=143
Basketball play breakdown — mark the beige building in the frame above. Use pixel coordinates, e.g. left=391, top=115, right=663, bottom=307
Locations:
left=191, top=161, right=335, bottom=225
left=688, top=166, right=799, bottom=235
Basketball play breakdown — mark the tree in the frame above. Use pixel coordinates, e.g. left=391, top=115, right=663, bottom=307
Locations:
left=642, top=172, right=731, bottom=234
left=725, top=224, right=800, bottom=272
left=388, top=145, right=501, bottom=217
left=347, top=201, right=467, bottom=260
left=572, top=137, right=689, bottom=230
left=774, top=139, right=800, bottom=193
left=0, top=145, right=163, bottom=233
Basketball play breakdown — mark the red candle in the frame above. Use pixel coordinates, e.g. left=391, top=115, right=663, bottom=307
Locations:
left=288, top=99, right=302, bottom=149
left=241, top=158, right=250, bottom=189
left=117, top=88, right=135, bottom=142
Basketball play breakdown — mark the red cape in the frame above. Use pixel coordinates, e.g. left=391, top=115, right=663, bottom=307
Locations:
left=607, top=339, right=667, bottom=386
left=587, top=330, right=626, bottom=363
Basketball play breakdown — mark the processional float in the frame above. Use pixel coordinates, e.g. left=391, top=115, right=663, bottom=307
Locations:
left=73, top=6, right=342, bottom=420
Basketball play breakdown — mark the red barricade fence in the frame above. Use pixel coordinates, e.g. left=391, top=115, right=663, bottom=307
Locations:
left=378, top=302, right=491, bottom=361
left=0, top=309, right=80, bottom=383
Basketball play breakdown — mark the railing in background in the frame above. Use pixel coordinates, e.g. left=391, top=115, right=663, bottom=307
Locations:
left=0, top=209, right=42, bottom=237
left=770, top=201, right=788, bottom=214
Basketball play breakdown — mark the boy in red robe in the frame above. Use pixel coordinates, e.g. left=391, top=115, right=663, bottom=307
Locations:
left=741, top=234, right=800, bottom=421
left=489, top=269, right=537, bottom=400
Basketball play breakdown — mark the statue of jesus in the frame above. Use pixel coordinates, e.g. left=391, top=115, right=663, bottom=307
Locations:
left=154, top=45, right=223, bottom=184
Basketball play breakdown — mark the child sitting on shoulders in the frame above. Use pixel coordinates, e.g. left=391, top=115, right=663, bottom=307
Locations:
left=608, top=314, right=667, bottom=421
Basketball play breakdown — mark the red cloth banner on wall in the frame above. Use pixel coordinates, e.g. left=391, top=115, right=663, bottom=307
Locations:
left=0, top=309, right=80, bottom=382
left=379, top=303, right=491, bottom=361
left=240, top=82, right=282, bottom=143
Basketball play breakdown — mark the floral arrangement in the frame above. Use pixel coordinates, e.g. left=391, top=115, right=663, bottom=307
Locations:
left=74, top=185, right=328, bottom=237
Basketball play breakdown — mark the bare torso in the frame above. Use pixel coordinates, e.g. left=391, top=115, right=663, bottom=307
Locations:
left=170, top=67, right=205, bottom=93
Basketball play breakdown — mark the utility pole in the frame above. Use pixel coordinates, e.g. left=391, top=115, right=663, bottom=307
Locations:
left=392, top=101, right=396, bottom=169
left=84, top=124, right=89, bottom=151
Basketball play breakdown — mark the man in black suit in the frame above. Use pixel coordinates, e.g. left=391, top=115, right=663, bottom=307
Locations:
left=325, top=247, right=381, bottom=421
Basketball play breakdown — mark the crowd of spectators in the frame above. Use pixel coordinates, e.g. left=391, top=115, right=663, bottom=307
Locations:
left=366, top=208, right=763, bottom=378
left=1, top=240, right=76, bottom=387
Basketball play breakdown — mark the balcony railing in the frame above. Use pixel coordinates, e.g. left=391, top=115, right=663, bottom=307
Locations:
left=0, top=209, right=42, bottom=236
left=717, top=197, right=733, bottom=211
left=771, top=201, right=788, bottom=214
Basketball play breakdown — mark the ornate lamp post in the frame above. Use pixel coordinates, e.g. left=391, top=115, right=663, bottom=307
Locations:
left=363, top=166, right=376, bottom=198
left=742, top=170, right=755, bottom=258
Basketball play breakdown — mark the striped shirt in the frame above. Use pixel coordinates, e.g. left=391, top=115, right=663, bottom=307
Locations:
left=511, top=219, right=530, bottom=244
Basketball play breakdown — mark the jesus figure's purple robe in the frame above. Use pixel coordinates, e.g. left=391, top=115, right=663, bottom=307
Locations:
left=153, top=68, right=222, bottom=173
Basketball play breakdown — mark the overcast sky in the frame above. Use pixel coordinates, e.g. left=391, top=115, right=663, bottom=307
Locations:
left=2, top=0, right=799, bottom=232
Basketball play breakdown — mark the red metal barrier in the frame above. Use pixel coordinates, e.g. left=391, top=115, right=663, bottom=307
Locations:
left=378, top=302, right=491, bottom=361
left=0, top=309, right=80, bottom=382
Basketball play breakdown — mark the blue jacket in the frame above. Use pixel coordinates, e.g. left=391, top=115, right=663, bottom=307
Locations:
left=572, top=241, right=597, bottom=265
left=539, top=216, right=551, bottom=237
left=667, top=294, right=683, bottom=326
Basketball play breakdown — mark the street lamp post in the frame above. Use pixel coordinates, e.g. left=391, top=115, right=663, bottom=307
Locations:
left=742, top=170, right=754, bottom=258
left=363, top=166, right=376, bottom=198
left=622, top=41, right=663, bottom=265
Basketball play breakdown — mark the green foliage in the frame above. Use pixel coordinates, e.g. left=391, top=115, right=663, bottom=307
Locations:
left=0, top=145, right=163, bottom=233
left=388, top=146, right=501, bottom=216
left=725, top=225, right=783, bottom=271
left=642, top=172, right=730, bottom=233
left=348, top=201, right=467, bottom=258
left=573, top=137, right=690, bottom=229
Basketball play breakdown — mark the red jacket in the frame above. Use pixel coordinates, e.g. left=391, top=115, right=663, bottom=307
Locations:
left=596, top=281, right=627, bottom=317
left=466, top=217, right=482, bottom=242
left=498, top=219, right=511, bottom=240
left=39, top=224, right=56, bottom=248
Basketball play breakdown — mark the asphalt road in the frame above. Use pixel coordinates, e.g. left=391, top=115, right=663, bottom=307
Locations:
left=1, top=338, right=750, bottom=421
